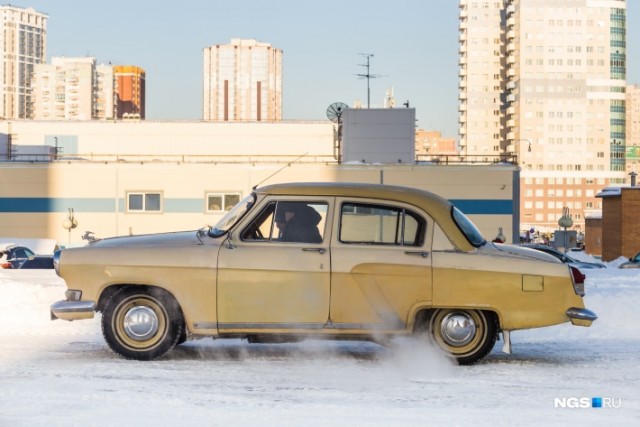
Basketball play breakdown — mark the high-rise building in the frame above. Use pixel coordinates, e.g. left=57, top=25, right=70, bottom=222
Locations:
left=627, top=85, right=640, bottom=173
left=0, top=5, right=47, bottom=119
left=203, top=38, right=283, bottom=122
left=96, top=65, right=115, bottom=120
left=459, top=0, right=627, bottom=233
left=114, top=66, right=145, bottom=119
left=30, top=57, right=116, bottom=121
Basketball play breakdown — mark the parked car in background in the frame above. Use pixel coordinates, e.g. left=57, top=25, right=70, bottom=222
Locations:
left=521, top=243, right=605, bottom=270
left=0, top=244, right=35, bottom=269
left=618, top=252, right=640, bottom=269
left=51, top=182, right=597, bottom=365
left=19, top=255, right=54, bottom=269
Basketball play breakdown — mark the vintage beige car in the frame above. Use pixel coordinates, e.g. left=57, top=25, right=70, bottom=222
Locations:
left=51, top=182, right=597, bottom=364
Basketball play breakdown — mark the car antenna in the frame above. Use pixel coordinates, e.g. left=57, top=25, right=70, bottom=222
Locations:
left=252, top=153, right=308, bottom=190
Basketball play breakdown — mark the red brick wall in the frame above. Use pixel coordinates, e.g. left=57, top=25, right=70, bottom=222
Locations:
left=584, top=217, right=602, bottom=257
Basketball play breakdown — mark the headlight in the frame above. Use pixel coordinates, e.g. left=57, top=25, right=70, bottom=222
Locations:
left=53, top=250, right=61, bottom=276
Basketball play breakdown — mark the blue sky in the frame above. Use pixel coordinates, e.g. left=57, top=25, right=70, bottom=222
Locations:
left=10, top=0, right=640, bottom=138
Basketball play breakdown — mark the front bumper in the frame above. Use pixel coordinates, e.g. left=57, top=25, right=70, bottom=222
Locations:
left=50, top=300, right=96, bottom=321
left=566, top=307, right=598, bottom=327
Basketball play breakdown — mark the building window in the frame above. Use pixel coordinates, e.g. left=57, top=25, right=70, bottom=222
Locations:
left=127, top=192, right=162, bottom=212
left=206, top=192, right=242, bottom=212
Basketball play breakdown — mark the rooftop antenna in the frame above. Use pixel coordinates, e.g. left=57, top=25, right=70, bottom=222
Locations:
left=356, top=53, right=385, bottom=108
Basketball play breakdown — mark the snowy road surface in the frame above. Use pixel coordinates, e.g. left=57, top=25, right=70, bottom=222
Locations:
left=1, top=268, right=639, bottom=426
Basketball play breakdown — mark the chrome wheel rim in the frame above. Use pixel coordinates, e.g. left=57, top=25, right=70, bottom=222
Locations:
left=440, top=312, right=476, bottom=347
left=123, top=306, right=159, bottom=341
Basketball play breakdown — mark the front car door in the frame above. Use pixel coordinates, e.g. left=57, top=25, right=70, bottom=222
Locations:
left=329, top=199, right=433, bottom=332
left=216, top=196, right=332, bottom=332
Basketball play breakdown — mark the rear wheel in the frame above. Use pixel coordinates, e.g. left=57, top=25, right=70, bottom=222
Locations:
left=101, top=287, right=184, bottom=360
left=419, top=309, right=497, bottom=365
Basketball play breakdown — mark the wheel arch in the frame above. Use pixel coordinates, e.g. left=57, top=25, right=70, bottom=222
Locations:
left=96, top=284, right=182, bottom=316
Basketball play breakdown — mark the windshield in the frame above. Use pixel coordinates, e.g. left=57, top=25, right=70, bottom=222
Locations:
left=209, top=194, right=256, bottom=237
left=452, top=206, right=486, bottom=248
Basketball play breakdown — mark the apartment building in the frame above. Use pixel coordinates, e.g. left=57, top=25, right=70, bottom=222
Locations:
left=114, top=65, right=145, bottom=119
left=459, top=0, right=627, bottom=233
left=627, top=84, right=640, bottom=173
left=203, top=38, right=283, bottom=122
left=31, top=57, right=95, bottom=120
left=0, top=5, right=47, bottom=119
left=30, top=58, right=139, bottom=121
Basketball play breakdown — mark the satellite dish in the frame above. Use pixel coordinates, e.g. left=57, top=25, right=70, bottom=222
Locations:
left=326, top=102, right=348, bottom=123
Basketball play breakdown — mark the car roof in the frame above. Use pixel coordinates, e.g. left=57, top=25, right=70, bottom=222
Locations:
left=256, top=182, right=475, bottom=251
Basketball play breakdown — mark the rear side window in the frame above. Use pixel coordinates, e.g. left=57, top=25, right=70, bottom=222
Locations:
left=339, top=203, right=425, bottom=246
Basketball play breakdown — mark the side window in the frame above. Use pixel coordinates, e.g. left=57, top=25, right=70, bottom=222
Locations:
left=339, top=203, right=425, bottom=246
left=241, top=201, right=327, bottom=244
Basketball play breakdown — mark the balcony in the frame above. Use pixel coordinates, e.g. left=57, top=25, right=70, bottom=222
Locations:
left=507, top=68, right=516, bottom=77
left=507, top=29, right=516, bottom=39
left=506, top=81, right=516, bottom=90
left=507, top=42, right=516, bottom=52
left=507, top=93, right=516, bottom=102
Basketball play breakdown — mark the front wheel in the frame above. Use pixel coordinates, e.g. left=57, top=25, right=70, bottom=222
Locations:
left=101, top=287, right=184, bottom=360
left=419, top=309, right=497, bottom=365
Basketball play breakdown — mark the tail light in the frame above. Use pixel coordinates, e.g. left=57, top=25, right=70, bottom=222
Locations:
left=1, top=262, right=12, bottom=269
left=569, top=266, right=586, bottom=296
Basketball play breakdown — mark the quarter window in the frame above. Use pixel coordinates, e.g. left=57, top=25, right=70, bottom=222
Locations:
left=127, top=192, right=162, bottom=212
left=339, top=203, right=425, bottom=246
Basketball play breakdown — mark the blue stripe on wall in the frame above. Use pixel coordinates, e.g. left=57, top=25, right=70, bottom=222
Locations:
left=0, top=197, right=513, bottom=215
left=0, top=198, right=115, bottom=213
left=450, top=199, right=513, bottom=215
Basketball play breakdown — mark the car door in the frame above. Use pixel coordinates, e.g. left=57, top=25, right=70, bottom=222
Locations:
left=329, top=199, right=432, bottom=331
left=216, top=196, right=332, bottom=332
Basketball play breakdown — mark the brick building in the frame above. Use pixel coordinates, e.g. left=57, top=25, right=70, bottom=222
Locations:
left=596, top=178, right=640, bottom=261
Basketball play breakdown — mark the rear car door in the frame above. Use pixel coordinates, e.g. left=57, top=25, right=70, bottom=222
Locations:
left=329, top=199, right=432, bottom=331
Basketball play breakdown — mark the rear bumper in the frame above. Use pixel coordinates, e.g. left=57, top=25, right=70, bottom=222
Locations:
left=566, top=307, right=597, bottom=327
left=50, top=300, right=96, bottom=321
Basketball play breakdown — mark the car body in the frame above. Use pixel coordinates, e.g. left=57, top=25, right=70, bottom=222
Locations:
left=618, top=252, right=640, bottom=269
left=0, top=244, right=35, bottom=269
left=51, top=182, right=596, bottom=364
left=521, top=243, right=605, bottom=270
left=19, top=255, right=54, bottom=269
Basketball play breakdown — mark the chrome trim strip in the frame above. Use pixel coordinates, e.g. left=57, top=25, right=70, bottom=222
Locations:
left=216, top=322, right=403, bottom=330
left=193, top=322, right=218, bottom=329
left=218, top=322, right=326, bottom=330
left=50, top=300, right=96, bottom=319
left=566, top=307, right=598, bottom=322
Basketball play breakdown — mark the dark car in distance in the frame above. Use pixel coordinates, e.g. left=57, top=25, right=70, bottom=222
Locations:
left=521, top=244, right=605, bottom=270
left=618, top=252, right=640, bottom=269
left=19, top=255, right=54, bottom=269
left=0, top=244, right=36, bottom=269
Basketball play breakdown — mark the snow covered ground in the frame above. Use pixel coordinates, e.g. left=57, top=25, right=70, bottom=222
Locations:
left=1, top=260, right=639, bottom=426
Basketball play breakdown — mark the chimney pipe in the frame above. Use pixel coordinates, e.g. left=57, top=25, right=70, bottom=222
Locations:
left=630, top=171, right=638, bottom=187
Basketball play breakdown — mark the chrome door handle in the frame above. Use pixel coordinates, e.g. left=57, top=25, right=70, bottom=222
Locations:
left=404, top=251, right=429, bottom=258
left=302, top=248, right=326, bottom=254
